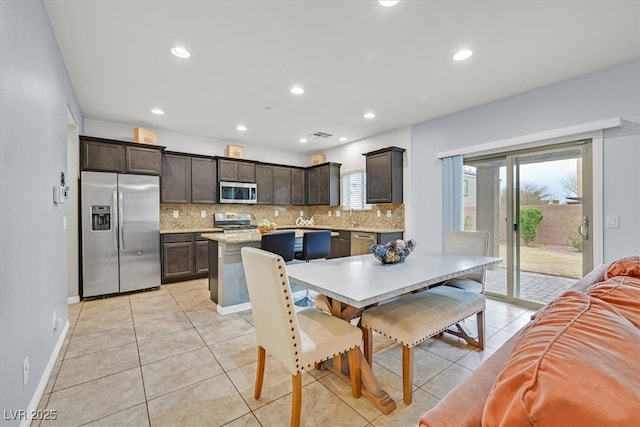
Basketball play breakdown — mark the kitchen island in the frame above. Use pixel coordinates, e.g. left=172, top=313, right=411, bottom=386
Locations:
left=202, top=230, right=311, bottom=314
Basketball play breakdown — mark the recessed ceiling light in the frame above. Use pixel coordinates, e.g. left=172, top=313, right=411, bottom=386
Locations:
left=170, top=46, right=190, bottom=58
left=339, top=137, right=348, bottom=142
left=151, top=108, right=164, bottom=115
left=299, top=138, right=308, bottom=143
left=453, top=49, right=473, bottom=61
left=290, top=86, right=304, bottom=95
left=364, top=112, right=376, bottom=119
left=379, top=0, right=400, bottom=7
left=236, top=125, right=247, bottom=132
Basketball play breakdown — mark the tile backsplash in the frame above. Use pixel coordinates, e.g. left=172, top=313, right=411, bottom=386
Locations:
left=160, top=203, right=404, bottom=231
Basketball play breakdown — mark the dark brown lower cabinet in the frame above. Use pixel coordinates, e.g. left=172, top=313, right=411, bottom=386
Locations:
left=161, top=233, right=209, bottom=283
left=329, top=231, right=351, bottom=259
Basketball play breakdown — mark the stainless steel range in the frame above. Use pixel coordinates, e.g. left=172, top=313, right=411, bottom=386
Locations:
left=214, top=212, right=258, bottom=233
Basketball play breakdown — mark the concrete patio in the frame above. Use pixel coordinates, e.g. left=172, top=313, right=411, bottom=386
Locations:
left=484, top=268, right=577, bottom=304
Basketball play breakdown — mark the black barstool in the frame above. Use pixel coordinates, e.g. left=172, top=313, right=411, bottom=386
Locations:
left=260, top=231, right=296, bottom=262
left=294, top=230, right=331, bottom=306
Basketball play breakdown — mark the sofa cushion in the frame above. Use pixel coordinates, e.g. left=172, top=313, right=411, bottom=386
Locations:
left=482, top=291, right=640, bottom=427
left=586, top=276, right=640, bottom=327
left=605, top=255, right=640, bottom=279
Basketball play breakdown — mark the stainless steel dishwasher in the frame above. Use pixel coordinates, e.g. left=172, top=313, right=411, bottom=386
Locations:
left=350, top=232, right=377, bottom=255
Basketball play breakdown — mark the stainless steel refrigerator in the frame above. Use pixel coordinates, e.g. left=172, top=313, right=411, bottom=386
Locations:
left=81, top=171, right=160, bottom=297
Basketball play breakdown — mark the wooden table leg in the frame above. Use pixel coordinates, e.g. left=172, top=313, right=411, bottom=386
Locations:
left=320, top=297, right=397, bottom=415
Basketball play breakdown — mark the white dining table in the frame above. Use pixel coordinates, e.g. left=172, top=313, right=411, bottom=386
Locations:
left=286, top=251, right=501, bottom=414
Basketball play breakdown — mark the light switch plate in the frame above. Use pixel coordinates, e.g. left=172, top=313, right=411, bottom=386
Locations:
left=274, top=210, right=279, bottom=217
left=377, top=210, right=381, bottom=218
left=386, top=210, right=392, bottom=218
left=335, top=210, right=340, bottom=217
left=606, top=215, right=620, bottom=228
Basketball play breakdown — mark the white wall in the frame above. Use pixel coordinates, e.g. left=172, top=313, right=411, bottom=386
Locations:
left=411, top=60, right=640, bottom=261
left=1, top=0, right=83, bottom=422
left=84, top=118, right=310, bottom=167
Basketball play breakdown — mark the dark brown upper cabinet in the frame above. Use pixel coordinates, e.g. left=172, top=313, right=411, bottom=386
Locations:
left=218, top=159, right=255, bottom=183
left=161, top=153, right=191, bottom=204
left=273, top=166, right=292, bottom=205
left=255, top=164, right=274, bottom=204
left=80, top=136, right=163, bottom=175
left=307, top=162, right=341, bottom=206
left=191, top=156, right=217, bottom=204
left=161, top=153, right=217, bottom=204
left=125, top=145, right=162, bottom=175
left=291, top=168, right=306, bottom=205
left=365, top=147, right=405, bottom=204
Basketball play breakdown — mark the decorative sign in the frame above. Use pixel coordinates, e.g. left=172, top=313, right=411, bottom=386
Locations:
left=296, top=216, right=315, bottom=227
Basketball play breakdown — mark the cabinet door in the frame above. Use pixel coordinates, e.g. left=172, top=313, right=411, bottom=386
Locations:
left=255, top=164, right=274, bottom=204
left=161, top=154, right=191, bottom=203
left=273, top=166, right=292, bottom=205
left=218, top=159, right=238, bottom=181
left=162, top=241, right=194, bottom=280
left=125, top=145, right=162, bottom=175
left=366, top=151, right=393, bottom=203
left=80, top=139, right=124, bottom=172
left=308, top=165, right=330, bottom=205
left=237, top=162, right=256, bottom=183
left=291, top=168, right=306, bottom=205
left=191, top=157, right=217, bottom=204
left=329, top=238, right=351, bottom=259
left=195, top=240, right=209, bottom=274
left=366, top=147, right=404, bottom=204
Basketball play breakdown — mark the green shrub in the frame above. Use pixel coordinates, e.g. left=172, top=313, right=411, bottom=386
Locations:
left=567, top=216, right=583, bottom=252
left=464, top=215, right=473, bottom=231
left=520, top=208, right=543, bottom=245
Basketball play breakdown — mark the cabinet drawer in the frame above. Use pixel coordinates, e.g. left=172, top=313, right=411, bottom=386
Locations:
left=162, top=233, right=195, bottom=243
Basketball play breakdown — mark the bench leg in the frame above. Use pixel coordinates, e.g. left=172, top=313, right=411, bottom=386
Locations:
left=443, top=309, right=486, bottom=350
left=402, top=346, right=414, bottom=405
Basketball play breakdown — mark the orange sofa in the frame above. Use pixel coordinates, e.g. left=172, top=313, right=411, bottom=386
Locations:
left=419, top=257, right=640, bottom=427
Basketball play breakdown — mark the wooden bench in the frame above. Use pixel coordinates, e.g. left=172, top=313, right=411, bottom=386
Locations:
left=361, top=285, right=486, bottom=404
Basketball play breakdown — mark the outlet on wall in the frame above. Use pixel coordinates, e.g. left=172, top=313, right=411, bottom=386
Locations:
left=335, top=210, right=340, bottom=217
left=200, top=210, right=207, bottom=218
left=299, top=211, right=304, bottom=217
left=274, top=210, right=279, bottom=217
left=386, top=210, right=392, bottom=218
left=377, top=210, right=381, bottom=218
left=172, top=210, right=179, bottom=218
left=23, top=357, right=29, bottom=386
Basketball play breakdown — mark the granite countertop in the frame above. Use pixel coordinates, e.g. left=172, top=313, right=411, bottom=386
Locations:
left=201, top=229, right=347, bottom=244
left=160, top=228, right=223, bottom=234
left=162, top=225, right=404, bottom=235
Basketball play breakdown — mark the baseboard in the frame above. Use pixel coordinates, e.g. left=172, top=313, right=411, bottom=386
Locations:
left=67, top=296, right=80, bottom=304
left=217, top=301, right=252, bottom=315
left=20, top=320, right=69, bottom=427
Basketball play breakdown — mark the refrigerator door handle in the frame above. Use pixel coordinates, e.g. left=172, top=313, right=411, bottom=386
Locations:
left=113, top=190, right=119, bottom=252
left=119, top=191, right=124, bottom=250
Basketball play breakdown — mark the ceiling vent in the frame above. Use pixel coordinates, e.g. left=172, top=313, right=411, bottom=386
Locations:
left=309, top=131, right=332, bottom=139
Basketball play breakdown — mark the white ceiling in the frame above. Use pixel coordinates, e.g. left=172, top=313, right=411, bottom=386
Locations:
left=44, top=0, right=639, bottom=153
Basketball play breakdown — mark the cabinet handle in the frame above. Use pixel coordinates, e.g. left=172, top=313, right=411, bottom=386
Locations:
left=113, top=191, right=119, bottom=252
left=119, top=191, right=124, bottom=250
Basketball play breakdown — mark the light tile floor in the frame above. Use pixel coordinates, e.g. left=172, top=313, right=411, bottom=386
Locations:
left=35, top=279, right=535, bottom=427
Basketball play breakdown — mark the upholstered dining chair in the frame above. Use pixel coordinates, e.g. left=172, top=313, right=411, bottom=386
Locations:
left=444, top=230, right=490, bottom=293
left=294, top=230, right=332, bottom=306
left=240, top=247, right=362, bottom=427
left=260, top=230, right=296, bottom=262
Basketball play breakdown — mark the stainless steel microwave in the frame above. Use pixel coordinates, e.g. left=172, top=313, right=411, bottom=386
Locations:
left=219, top=181, right=257, bottom=204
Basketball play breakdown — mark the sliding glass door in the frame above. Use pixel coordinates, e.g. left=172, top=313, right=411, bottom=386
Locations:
left=464, top=141, right=593, bottom=305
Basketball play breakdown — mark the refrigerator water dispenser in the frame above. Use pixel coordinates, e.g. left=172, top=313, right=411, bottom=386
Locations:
left=91, top=205, right=111, bottom=231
